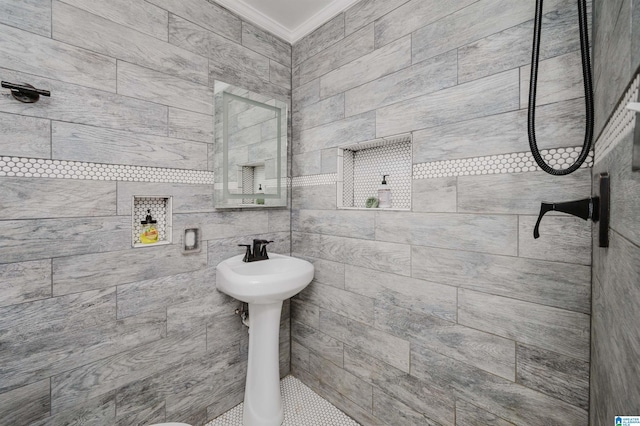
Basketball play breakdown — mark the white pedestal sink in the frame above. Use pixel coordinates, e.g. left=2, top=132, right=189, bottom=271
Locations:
left=216, top=253, right=314, bottom=426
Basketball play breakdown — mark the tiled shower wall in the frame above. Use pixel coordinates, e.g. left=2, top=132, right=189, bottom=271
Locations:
left=0, top=1, right=291, bottom=425
left=290, top=0, right=593, bottom=424
left=590, top=0, right=640, bottom=423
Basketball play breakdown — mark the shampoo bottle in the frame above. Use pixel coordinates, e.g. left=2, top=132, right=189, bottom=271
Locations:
left=378, top=175, right=391, bottom=208
left=140, top=210, right=159, bottom=244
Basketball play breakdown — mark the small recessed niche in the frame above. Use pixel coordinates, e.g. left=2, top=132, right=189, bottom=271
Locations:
left=132, top=196, right=172, bottom=248
left=337, top=133, right=412, bottom=210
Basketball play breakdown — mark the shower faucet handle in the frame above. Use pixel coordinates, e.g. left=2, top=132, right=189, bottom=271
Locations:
left=533, top=197, right=598, bottom=239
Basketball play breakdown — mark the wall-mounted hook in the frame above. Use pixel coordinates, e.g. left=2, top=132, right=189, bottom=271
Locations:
left=534, top=173, right=610, bottom=247
left=1, top=81, right=50, bottom=103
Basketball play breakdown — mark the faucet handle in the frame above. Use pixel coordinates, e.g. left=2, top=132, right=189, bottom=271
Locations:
left=259, top=240, right=274, bottom=257
left=238, top=244, right=252, bottom=262
left=533, top=202, right=555, bottom=239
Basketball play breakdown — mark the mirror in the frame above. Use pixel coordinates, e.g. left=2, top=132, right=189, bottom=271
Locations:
left=213, top=81, right=288, bottom=208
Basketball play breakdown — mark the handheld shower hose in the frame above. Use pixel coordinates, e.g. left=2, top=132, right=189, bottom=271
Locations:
left=528, top=0, right=593, bottom=175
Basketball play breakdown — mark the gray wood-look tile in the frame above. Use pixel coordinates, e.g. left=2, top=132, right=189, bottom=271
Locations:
left=320, top=309, right=410, bottom=372
left=457, top=169, right=592, bottom=215
left=166, top=292, right=236, bottom=336
left=0, top=23, right=116, bottom=92
left=209, top=67, right=291, bottom=105
left=292, top=209, right=375, bottom=239
left=117, top=61, right=213, bottom=115
left=319, top=36, right=411, bottom=99
left=291, top=340, right=311, bottom=371
left=53, top=244, right=207, bottom=295
left=517, top=343, right=589, bottom=410
left=59, top=0, right=168, bottom=40
left=520, top=50, right=585, bottom=108
left=373, top=387, right=438, bottom=425
left=292, top=299, right=320, bottom=329
left=321, top=148, right=337, bottom=174
left=411, top=0, right=538, bottom=64
left=116, top=398, right=165, bottom=426
left=344, top=346, right=455, bottom=425
left=309, top=352, right=373, bottom=410
left=412, top=177, right=457, bottom=213
left=376, top=212, right=518, bottom=256
left=270, top=60, right=291, bottom=89
left=292, top=151, right=322, bottom=176
left=297, top=24, right=374, bottom=88
left=268, top=210, right=290, bottom=233
left=0, top=177, right=116, bottom=220
left=376, top=69, right=519, bottom=137
left=173, top=211, right=268, bottom=242
left=345, top=49, right=457, bottom=117
left=0, top=216, right=129, bottom=265
left=455, top=400, right=515, bottom=426
left=51, top=329, right=206, bottom=413
left=206, top=311, right=246, bottom=352
left=0, top=293, right=167, bottom=394
left=292, top=79, right=320, bottom=111
left=519, top=215, right=592, bottom=265
left=0, top=112, right=50, bottom=158
left=206, top=379, right=245, bottom=421
left=0, top=260, right=51, bottom=308
left=320, top=234, right=411, bottom=276
left=0, top=0, right=50, bottom=36
left=147, top=0, right=241, bottom=42
left=374, top=0, right=475, bottom=48
left=52, top=1, right=208, bottom=85
left=168, top=107, right=214, bottom=144
left=117, top=182, right=214, bottom=215
left=411, top=245, right=591, bottom=314
left=413, top=98, right=587, bottom=162
left=297, top=281, right=373, bottom=324
left=458, top=0, right=587, bottom=83
left=0, top=69, right=168, bottom=136
left=344, top=0, right=410, bottom=36
left=296, top=111, right=375, bottom=154
left=458, top=289, right=590, bottom=361
left=242, top=21, right=291, bottom=67
left=52, top=121, right=208, bottom=170
left=590, top=230, right=640, bottom=425
left=302, top=256, right=345, bottom=289
left=293, top=93, right=344, bottom=132
left=0, top=380, right=50, bottom=426
left=375, top=301, right=515, bottom=380
left=292, top=185, right=337, bottom=210
left=291, top=320, right=344, bottom=367
left=169, top=14, right=269, bottom=84
left=32, top=392, right=116, bottom=426
left=345, top=265, right=457, bottom=322
left=312, top=380, right=384, bottom=425
left=117, top=267, right=214, bottom=319
left=410, top=344, right=588, bottom=425
left=293, top=14, right=345, bottom=66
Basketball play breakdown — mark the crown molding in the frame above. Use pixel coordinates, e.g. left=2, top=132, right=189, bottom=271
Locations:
left=212, top=0, right=361, bottom=44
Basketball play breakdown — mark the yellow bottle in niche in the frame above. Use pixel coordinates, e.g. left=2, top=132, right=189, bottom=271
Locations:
left=140, top=209, right=159, bottom=244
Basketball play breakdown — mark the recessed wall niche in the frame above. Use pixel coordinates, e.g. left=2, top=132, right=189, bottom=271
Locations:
left=132, top=196, right=173, bottom=248
left=337, top=134, right=412, bottom=210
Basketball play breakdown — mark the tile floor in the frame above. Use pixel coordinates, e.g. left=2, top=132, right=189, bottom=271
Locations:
left=207, top=376, right=360, bottom=425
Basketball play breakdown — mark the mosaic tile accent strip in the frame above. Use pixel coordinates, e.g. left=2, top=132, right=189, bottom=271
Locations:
left=594, top=72, right=640, bottom=164
left=207, top=375, right=360, bottom=426
left=344, top=140, right=412, bottom=209
left=413, top=146, right=594, bottom=179
left=342, top=150, right=355, bottom=207
left=0, top=157, right=214, bottom=184
left=291, top=173, right=337, bottom=187
left=132, top=197, right=169, bottom=245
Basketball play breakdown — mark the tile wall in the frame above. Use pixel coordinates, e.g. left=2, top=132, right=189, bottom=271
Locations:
left=590, top=0, right=640, bottom=423
left=290, top=0, right=594, bottom=424
left=0, top=1, right=291, bottom=425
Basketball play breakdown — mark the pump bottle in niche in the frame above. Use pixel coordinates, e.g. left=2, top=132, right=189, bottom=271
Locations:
left=140, top=210, right=159, bottom=244
left=378, top=175, right=392, bottom=208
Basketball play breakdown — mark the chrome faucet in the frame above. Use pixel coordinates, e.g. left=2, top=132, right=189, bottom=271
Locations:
left=238, top=239, right=274, bottom=262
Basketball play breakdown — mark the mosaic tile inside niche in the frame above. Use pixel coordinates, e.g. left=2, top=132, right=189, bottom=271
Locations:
left=242, top=166, right=255, bottom=204
left=132, top=197, right=168, bottom=245
left=413, top=146, right=593, bottom=179
left=0, top=157, right=214, bottom=184
left=347, top=141, right=412, bottom=209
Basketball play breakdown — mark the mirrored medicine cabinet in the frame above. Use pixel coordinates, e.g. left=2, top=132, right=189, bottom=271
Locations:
left=213, top=80, right=288, bottom=208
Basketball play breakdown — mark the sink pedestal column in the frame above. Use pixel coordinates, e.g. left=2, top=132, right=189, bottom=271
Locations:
left=243, top=301, right=284, bottom=426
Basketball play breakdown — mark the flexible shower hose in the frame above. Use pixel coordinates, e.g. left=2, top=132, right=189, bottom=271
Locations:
left=528, top=0, right=594, bottom=175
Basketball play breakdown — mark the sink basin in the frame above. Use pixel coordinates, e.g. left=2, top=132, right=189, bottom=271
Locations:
left=216, top=253, right=314, bottom=304
left=216, top=253, right=314, bottom=426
